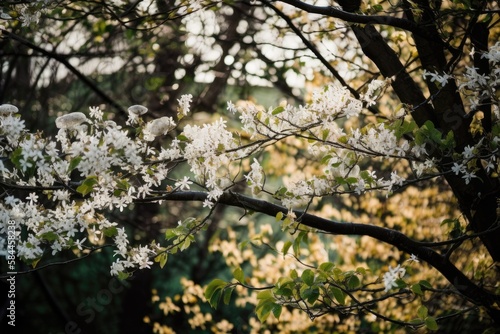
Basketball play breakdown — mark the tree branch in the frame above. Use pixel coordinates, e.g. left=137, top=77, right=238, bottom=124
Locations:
left=0, top=28, right=126, bottom=115
left=135, top=190, right=500, bottom=315
left=274, top=0, right=452, bottom=47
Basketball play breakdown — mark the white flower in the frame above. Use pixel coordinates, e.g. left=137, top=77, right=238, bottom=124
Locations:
left=89, top=106, right=103, bottom=121
left=361, top=79, right=386, bottom=106
left=175, top=176, right=193, bottom=190
left=422, top=70, right=453, bottom=86
left=354, top=178, right=365, bottom=195
left=19, top=156, right=33, bottom=172
left=462, top=171, right=478, bottom=184
left=26, top=192, right=38, bottom=204
left=382, top=264, right=406, bottom=292
left=245, top=159, right=264, bottom=194
left=462, top=145, right=475, bottom=159
left=110, top=260, right=125, bottom=276
left=74, top=238, right=87, bottom=250
left=227, top=101, right=237, bottom=114
left=55, top=112, right=88, bottom=129
left=451, top=162, right=465, bottom=175
left=177, top=94, right=193, bottom=116
left=203, top=199, right=214, bottom=208
left=409, top=254, right=419, bottom=263
left=0, top=104, right=19, bottom=114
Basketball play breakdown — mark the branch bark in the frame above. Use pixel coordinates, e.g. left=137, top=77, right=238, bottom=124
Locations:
left=136, top=190, right=500, bottom=319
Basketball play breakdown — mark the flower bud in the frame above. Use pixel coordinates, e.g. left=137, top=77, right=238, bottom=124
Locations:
left=128, top=105, right=148, bottom=116
left=55, top=112, right=88, bottom=129
left=147, top=117, right=176, bottom=136
left=0, top=104, right=19, bottom=114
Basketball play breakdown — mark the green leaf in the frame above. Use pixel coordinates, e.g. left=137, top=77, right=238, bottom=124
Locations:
left=320, top=154, right=332, bottom=164
left=301, top=269, right=315, bottom=286
left=117, top=272, right=130, bottom=280
left=30, top=257, right=41, bottom=268
left=154, top=253, right=168, bottom=269
left=272, top=304, right=282, bottom=320
left=165, top=229, right=177, bottom=240
left=205, top=279, right=227, bottom=308
left=425, top=316, right=438, bottom=331
left=238, top=240, right=249, bottom=250
left=177, top=134, right=189, bottom=141
left=275, top=211, right=284, bottom=222
left=68, top=156, right=82, bottom=172
left=417, top=305, right=428, bottom=319
left=319, top=262, right=335, bottom=272
left=103, top=227, right=118, bottom=237
left=331, top=286, right=346, bottom=305
left=41, top=231, right=58, bottom=241
left=223, top=287, right=233, bottom=305
left=76, top=176, right=99, bottom=196
left=394, top=120, right=416, bottom=139
left=282, top=241, right=292, bottom=256
left=275, top=186, right=288, bottom=197
left=321, top=129, right=330, bottom=141
left=346, top=274, right=360, bottom=290
left=233, top=267, right=244, bottom=283
left=411, top=283, right=423, bottom=296
left=256, top=300, right=275, bottom=322
left=257, top=289, right=274, bottom=300
left=10, top=147, right=23, bottom=168
left=179, top=235, right=194, bottom=251
left=292, top=231, right=307, bottom=257
left=274, top=286, right=293, bottom=298
left=355, top=267, right=367, bottom=276
left=271, top=106, right=285, bottom=115
left=419, top=280, right=432, bottom=289
left=345, top=177, right=358, bottom=184
left=300, top=286, right=320, bottom=304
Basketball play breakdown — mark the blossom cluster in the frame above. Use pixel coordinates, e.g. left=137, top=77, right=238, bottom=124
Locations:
left=1, top=43, right=499, bottom=279
left=0, top=96, right=193, bottom=275
left=0, top=0, right=50, bottom=28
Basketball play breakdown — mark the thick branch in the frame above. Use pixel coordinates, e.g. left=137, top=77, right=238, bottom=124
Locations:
left=137, top=190, right=500, bottom=313
left=275, top=0, right=451, bottom=46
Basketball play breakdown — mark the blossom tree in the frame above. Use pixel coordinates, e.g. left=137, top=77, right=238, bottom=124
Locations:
left=1, top=0, right=500, bottom=332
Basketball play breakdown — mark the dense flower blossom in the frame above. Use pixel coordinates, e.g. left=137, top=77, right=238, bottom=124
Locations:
left=0, top=41, right=499, bottom=279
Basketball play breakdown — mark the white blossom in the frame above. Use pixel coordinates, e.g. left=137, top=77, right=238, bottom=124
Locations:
left=177, top=94, right=193, bottom=116
left=175, top=176, right=193, bottom=190
left=382, top=264, right=406, bottom=292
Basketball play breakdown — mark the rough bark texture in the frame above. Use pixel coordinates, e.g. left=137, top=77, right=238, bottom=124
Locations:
left=334, top=0, right=500, bottom=319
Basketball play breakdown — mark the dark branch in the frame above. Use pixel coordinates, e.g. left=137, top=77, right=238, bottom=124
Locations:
left=274, top=0, right=452, bottom=47
left=0, top=28, right=127, bottom=115
left=135, top=190, right=500, bottom=313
